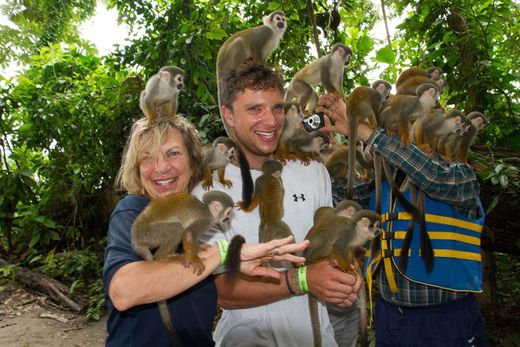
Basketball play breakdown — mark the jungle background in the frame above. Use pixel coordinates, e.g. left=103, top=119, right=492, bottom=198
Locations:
left=0, top=0, right=518, bottom=346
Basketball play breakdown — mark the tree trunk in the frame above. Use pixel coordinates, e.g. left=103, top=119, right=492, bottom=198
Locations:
left=0, top=258, right=87, bottom=312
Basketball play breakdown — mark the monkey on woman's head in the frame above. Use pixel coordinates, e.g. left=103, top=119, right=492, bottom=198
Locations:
left=139, top=66, right=185, bottom=123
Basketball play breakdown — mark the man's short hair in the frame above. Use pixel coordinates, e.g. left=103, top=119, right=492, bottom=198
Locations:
left=220, top=63, right=285, bottom=109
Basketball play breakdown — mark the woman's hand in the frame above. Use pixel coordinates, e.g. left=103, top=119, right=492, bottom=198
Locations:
left=239, top=236, right=310, bottom=279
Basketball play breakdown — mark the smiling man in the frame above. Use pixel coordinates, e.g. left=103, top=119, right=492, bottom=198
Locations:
left=192, top=63, right=361, bottom=346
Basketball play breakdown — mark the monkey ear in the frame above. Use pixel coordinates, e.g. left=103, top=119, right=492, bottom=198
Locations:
left=223, top=206, right=233, bottom=218
left=160, top=70, right=172, bottom=83
left=208, top=200, right=224, bottom=216
left=358, top=217, right=370, bottom=229
left=221, top=106, right=236, bottom=128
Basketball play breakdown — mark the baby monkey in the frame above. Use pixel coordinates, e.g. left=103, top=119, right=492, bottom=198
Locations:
left=131, top=191, right=234, bottom=347
left=202, top=136, right=236, bottom=190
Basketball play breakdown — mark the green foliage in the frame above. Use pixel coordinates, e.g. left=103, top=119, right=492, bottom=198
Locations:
left=1, top=43, right=138, bottom=259
left=485, top=253, right=520, bottom=346
left=85, top=278, right=106, bottom=321
left=34, top=248, right=105, bottom=320
left=0, top=0, right=97, bottom=67
left=0, top=0, right=518, bottom=323
left=386, top=0, right=519, bottom=147
left=107, top=0, right=381, bottom=140
left=477, top=159, right=520, bottom=215
left=0, top=263, right=16, bottom=282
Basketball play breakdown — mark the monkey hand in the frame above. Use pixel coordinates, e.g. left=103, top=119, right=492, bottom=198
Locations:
left=239, top=236, right=309, bottom=279
left=306, top=261, right=361, bottom=308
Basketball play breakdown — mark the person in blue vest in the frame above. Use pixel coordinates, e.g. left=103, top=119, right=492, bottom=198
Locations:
left=317, top=93, right=487, bottom=347
left=102, top=115, right=309, bottom=347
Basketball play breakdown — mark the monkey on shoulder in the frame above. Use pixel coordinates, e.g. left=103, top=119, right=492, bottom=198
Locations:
left=202, top=137, right=236, bottom=190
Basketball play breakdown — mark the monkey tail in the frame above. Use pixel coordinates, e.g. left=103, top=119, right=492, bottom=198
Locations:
left=358, top=279, right=369, bottom=347
left=308, top=295, right=322, bottom=347
left=399, top=219, right=414, bottom=272
left=346, top=105, right=357, bottom=200
left=381, top=160, right=421, bottom=273
left=373, top=153, right=382, bottom=214
left=237, top=146, right=254, bottom=209
left=418, top=191, right=434, bottom=272
left=157, top=300, right=183, bottom=347
left=226, top=235, right=246, bottom=280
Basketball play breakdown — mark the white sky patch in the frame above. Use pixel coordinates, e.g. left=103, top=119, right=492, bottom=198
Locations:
left=79, top=3, right=130, bottom=56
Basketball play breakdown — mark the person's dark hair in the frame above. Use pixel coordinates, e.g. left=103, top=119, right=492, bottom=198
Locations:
left=220, top=63, right=285, bottom=109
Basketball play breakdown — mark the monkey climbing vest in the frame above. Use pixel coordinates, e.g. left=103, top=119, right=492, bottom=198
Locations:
left=366, top=180, right=484, bottom=293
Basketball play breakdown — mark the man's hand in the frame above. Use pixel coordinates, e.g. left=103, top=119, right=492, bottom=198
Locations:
left=317, top=93, right=375, bottom=142
left=306, top=261, right=362, bottom=308
left=316, top=93, right=349, bottom=136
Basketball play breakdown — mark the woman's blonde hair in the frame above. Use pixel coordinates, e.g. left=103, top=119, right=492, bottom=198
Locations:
left=115, top=115, right=203, bottom=195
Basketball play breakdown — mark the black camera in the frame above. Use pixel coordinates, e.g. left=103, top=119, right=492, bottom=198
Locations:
left=302, top=112, right=325, bottom=132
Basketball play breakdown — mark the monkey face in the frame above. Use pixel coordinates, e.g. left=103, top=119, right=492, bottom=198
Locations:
left=174, top=74, right=184, bottom=90
left=139, top=128, right=193, bottom=199
left=270, top=12, right=286, bottom=31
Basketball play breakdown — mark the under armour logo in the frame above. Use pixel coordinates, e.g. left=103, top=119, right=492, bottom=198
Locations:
left=293, top=194, right=306, bottom=202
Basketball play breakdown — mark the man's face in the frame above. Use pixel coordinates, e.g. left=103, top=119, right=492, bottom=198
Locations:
left=222, top=88, right=285, bottom=169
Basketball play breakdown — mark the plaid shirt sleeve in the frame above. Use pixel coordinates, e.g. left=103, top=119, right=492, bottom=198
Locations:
left=366, top=128, right=481, bottom=219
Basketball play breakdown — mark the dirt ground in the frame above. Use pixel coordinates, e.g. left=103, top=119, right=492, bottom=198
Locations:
left=0, top=283, right=107, bottom=347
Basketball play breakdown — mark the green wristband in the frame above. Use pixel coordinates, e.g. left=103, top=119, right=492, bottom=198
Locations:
left=297, top=265, right=309, bottom=294
left=216, top=240, right=229, bottom=266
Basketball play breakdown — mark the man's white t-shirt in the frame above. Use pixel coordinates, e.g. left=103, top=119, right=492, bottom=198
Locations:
left=192, top=160, right=338, bottom=347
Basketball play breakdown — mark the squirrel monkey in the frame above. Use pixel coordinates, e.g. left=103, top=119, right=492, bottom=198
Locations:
left=276, top=103, right=304, bottom=163
left=395, top=66, right=444, bottom=96
left=304, top=207, right=380, bottom=347
left=412, top=108, right=466, bottom=154
left=378, top=82, right=440, bottom=147
left=216, top=11, right=287, bottom=119
left=240, top=160, right=294, bottom=244
left=202, top=136, right=236, bottom=190
left=285, top=43, right=352, bottom=115
left=131, top=191, right=234, bottom=346
left=139, top=66, right=185, bottom=123
left=456, top=111, right=488, bottom=163
left=345, top=81, right=391, bottom=198
left=287, top=130, right=331, bottom=166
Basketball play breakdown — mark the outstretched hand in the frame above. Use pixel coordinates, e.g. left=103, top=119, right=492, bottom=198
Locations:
left=239, top=236, right=310, bottom=279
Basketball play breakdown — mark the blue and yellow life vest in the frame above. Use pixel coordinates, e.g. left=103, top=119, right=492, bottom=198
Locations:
left=366, top=180, right=484, bottom=293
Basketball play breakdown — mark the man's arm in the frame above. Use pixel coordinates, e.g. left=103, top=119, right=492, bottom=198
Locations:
left=318, top=94, right=481, bottom=218
left=216, top=261, right=361, bottom=309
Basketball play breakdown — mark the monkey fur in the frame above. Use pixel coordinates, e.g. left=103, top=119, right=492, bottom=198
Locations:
left=216, top=12, right=286, bottom=211
left=239, top=160, right=294, bottom=245
left=395, top=66, right=444, bottom=96
left=286, top=129, right=330, bottom=166
left=216, top=10, right=287, bottom=120
left=456, top=111, right=487, bottom=163
left=202, top=136, right=236, bottom=190
left=285, top=43, right=352, bottom=115
left=276, top=103, right=304, bottom=163
left=345, top=83, right=390, bottom=199
left=139, top=66, right=185, bottom=123
left=131, top=191, right=234, bottom=346
left=304, top=207, right=380, bottom=347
